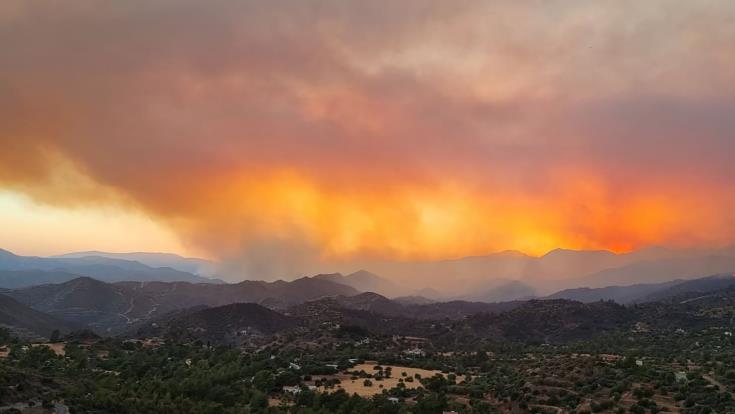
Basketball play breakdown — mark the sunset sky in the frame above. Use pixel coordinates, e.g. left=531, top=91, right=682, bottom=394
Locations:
left=2, top=1, right=735, bottom=277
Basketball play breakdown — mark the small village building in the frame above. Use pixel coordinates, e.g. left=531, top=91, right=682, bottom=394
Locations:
left=404, top=348, right=426, bottom=357
left=283, top=386, right=301, bottom=395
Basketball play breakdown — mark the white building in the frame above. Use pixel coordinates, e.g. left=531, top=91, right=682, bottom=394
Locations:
left=283, top=386, right=301, bottom=395
left=404, top=348, right=426, bottom=357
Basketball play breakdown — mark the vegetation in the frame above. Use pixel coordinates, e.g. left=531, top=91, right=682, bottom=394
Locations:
left=1, top=312, right=735, bottom=414
left=3, top=281, right=735, bottom=413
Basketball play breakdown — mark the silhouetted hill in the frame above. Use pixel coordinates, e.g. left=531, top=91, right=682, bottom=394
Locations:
left=142, top=303, right=298, bottom=345
left=5, top=277, right=151, bottom=335
left=407, top=300, right=524, bottom=320
left=286, top=297, right=422, bottom=336
left=547, top=273, right=735, bottom=304
left=268, top=276, right=360, bottom=307
left=132, top=287, right=735, bottom=347
left=546, top=280, right=683, bottom=304
left=538, top=249, right=620, bottom=279
left=313, top=270, right=406, bottom=297
left=333, top=292, right=406, bottom=315
left=292, top=293, right=525, bottom=321
left=0, top=294, right=77, bottom=340
left=4, top=276, right=359, bottom=335
left=638, top=274, right=735, bottom=303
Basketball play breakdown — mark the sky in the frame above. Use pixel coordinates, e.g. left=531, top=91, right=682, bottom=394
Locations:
left=2, top=1, right=735, bottom=278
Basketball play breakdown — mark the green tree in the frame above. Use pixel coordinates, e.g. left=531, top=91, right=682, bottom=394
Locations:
left=252, top=370, right=275, bottom=392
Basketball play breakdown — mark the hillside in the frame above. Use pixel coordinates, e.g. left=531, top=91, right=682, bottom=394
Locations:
left=5, top=276, right=360, bottom=335
left=546, top=273, right=735, bottom=305
left=638, top=273, right=735, bottom=303
left=129, top=286, right=735, bottom=347
left=312, top=270, right=406, bottom=297
left=546, top=279, right=683, bottom=304
left=5, top=277, right=154, bottom=335
left=462, top=299, right=635, bottom=344
left=289, top=292, right=525, bottom=324
left=0, top=294, right=77, bottom=340
left=286, top=297, right=424, bottom=337
left=331, top=292, right=406, bottom=315
left=141, top=303, right=299, bottom=345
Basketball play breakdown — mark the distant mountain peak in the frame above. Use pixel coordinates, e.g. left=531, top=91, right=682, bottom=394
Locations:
left=63, top=275, right=104, bottom=286
left=542, top=248, right=616, bottom=258
left=348, top=269, right=376, bottom=276
left=0, top=248, right=18, bottom=258
left=311, top=272, right=344, bottom=280
left=495, top=250, right=529, bottom=257
left=309, top=271, right=403, bottom=296
left=349, top=291, right=389, bottom=301
left=346, top=270, right=382, bottom=280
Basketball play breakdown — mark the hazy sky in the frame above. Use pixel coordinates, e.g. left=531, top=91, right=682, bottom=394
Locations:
left=2, top=1, right=735, bottom=276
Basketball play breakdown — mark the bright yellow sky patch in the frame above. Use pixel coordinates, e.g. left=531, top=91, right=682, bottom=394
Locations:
left=0, top=191, right=189, bottom=257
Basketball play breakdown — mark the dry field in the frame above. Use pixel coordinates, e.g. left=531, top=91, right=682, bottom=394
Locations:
left=310, top=363, right=445, bottom=397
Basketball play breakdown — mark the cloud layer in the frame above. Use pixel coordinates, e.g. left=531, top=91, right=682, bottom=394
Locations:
left=2, top=0, right=735, bottom=278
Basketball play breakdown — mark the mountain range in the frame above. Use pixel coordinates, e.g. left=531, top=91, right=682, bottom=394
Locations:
left=312, top=271, right=538, bottom=302
left=355, top=246, right=735, bottom=295
left=53, top=251, right=216, bottom=277
left=0, top=248, right=218, bottom=287
left=5, top=269, right=734, bottom=340
left=134, top=283, right=735, bottom=347
left=2, top=244, right=735, bottom=340
left=547, top=273, right=735, bottom=304
left=1, top=275, right=358, bottom=335
left=4, top=246, right=735, bottom=299
left=0, top=275, right=527, bottom=337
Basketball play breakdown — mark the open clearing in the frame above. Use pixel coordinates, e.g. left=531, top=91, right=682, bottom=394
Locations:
left=310, top=363, right=446, bottom=397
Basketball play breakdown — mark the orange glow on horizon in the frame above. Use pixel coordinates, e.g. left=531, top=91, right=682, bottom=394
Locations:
left=2, top=1, right=735, bottom=264
left=143, top=169, right=729, bottom=262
